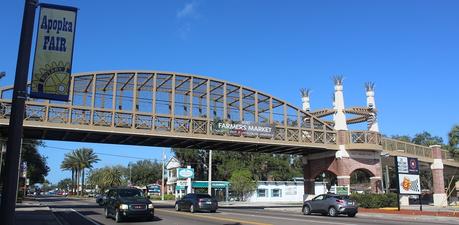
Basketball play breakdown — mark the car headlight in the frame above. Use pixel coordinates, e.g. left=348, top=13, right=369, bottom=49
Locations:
left=148, top=204, right=154, bottom=209
left=119, top=204, right=129, bottom=210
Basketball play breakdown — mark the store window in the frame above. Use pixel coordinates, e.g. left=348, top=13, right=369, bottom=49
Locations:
left=257, top=189, right=267, bottom=197
left=272, top=189, right=282, bottom=197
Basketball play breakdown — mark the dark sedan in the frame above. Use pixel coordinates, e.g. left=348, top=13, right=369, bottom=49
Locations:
left=302, top=194, right=357, bottom=217
left=175, top=193, right=218, bottom=213
left=104, top=187, right=154, bottom=222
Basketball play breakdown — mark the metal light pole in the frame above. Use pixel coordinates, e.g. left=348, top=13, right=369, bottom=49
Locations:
left=208, top=150, right=212, bottom=196
left=0, top=1, right=38, bottom=224
left=161, top=149, right=165, bottom=201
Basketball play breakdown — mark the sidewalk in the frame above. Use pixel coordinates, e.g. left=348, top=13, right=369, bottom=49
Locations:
left=15, top=199, right=61, bottom=225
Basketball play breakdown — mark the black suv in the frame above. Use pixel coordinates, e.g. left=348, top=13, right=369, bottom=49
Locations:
left=104, top=187, right=154, bottom=222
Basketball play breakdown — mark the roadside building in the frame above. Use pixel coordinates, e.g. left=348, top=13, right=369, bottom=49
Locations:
left=246, top=181, right=304, bottom=203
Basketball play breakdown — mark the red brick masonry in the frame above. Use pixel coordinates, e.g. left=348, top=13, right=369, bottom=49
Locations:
left=359, top=208, right=459, bottom=218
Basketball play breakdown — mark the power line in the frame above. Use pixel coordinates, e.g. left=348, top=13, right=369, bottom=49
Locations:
left=43, top=145, right=159, bottom=161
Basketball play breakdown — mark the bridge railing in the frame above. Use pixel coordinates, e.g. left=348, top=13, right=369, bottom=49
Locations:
left=348, top=130, right=382, bottom=145
left=380, top=138, right=455, bottom=161
left=0, top=99, right=339, bottom=146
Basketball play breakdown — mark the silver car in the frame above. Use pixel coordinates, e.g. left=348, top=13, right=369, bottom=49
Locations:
left=302, top=194, right=357, bottom=217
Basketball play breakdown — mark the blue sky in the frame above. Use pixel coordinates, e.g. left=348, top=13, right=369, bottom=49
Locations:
left=1, top=1, right=458, bottom=184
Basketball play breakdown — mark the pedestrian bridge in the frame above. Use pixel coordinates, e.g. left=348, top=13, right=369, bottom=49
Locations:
left=0, top=71, right=456, bottom=166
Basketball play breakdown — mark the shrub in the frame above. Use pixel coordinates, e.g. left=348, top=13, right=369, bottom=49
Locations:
left=149, top=194, right=176, bottom=200
left=350, top=193, right=398, bottom=208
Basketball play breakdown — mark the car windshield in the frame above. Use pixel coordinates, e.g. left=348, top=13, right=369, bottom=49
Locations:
left=118, top=189, right=144, bottom=198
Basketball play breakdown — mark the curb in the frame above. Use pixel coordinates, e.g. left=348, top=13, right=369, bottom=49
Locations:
left=359, top=208, right=459, bottom=217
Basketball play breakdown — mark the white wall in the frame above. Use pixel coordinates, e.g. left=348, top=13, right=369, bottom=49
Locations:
left=246, top=182, right=304, bottom=203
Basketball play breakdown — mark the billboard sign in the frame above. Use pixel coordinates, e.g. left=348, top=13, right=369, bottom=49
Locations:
left=396, top=156, right=408, bottom=174
left=30, top=4, right=78, bottom=101
left=213, top=120, right=275, bottom=138
left=177, top=168, right=194, bottom=179
left=396, top=156, right=421, bottom=195
left=398, top=174, right=421, bottom=194
left=407, top=157, right=419, bottom=174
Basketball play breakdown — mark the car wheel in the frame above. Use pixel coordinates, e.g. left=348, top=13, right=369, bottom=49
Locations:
left=347, top=213, right=356, bottom=217
left=328, top=207, right=337, bottom=217
left=210, top=210, right=216, bottom=213
left=175, top=203, right=180, bottom=211
left=303, top=206, right=311, bottom=215
left=104, top=208, right=110, bottom=218
left=115, top=209, right=123, bottom=223
left=190, top=204, right=195, bottom=213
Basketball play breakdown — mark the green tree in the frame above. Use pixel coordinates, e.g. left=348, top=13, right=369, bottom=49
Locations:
left=21, top=139, right=50, bottom=184
left=74, top=148, right=99, bottom=194
left=60, top=148, right=99, bottom=195
left=229, top=169, right=256, bottom=201
left=129, top=160, right=162, bottom=186
left=103, top=167, right=123, bottom=188
left=57, top=178, right=73, bottom=191
left=391, top=135, right=411, bottom=142
left=87, top=166, right=126, bottom=192
left=447, top=125, right=459, bottom=158
left=411, top=131, right=443, bottom=146
left=60, top=153, right=78, bottom=194
left=172, top=148, right=208, bottom=180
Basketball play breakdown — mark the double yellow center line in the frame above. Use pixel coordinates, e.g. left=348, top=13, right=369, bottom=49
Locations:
left=155, top=208, right=273, bottom=225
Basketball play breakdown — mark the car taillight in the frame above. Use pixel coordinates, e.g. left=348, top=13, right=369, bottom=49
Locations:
left=336, top=200, right=345, bottom=204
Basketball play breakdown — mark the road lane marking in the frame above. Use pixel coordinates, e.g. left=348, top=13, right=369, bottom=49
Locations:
left=70, top=209, right=101, bottom=225
left=155, top=208, right=273, bottom=225
left=222, top=211, right=361, bottom=225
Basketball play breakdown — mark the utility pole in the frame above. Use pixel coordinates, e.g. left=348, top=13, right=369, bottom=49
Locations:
left=208, top=150, right=212, bottom=196
left=161, top=149, right=165, bottom=201
left=0, top=1, right=38, bottom=224
left=128, top=162, right=132, bottom=186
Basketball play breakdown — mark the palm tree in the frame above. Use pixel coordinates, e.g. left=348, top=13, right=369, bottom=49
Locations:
left=60, top=152, right=79, bottom=195
left=61, top=148, right=99, bottom=195
left=103, top=167, right=122, bottom=187
left=73, top=148, right=100, bottom=195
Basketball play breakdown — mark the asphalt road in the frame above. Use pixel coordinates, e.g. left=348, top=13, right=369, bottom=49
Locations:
left=38, top=197, right=459, bottom=225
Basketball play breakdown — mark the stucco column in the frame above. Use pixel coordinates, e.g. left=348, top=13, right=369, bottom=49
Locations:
left=430, top=145, right=447, bottom=207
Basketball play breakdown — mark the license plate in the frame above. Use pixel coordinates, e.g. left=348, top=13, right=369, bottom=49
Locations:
left=134, top=205, right=144, bottom=209
left=206, top=201, right=212, bottom=204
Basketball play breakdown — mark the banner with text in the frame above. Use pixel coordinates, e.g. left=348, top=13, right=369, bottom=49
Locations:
left=30, top=4, right=77, bottom=101
left=213, top=120, right=275, bottom=138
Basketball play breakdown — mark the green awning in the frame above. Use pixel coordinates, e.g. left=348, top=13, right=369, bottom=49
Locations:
left=191, top=181, right=229, bottom=189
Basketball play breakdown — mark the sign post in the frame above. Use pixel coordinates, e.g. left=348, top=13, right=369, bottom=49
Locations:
left=0, top=1, right=39, bottom=224
left=395, top=156, right=421, bottom=211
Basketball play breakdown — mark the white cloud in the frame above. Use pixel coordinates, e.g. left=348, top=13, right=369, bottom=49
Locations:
left=176, top=1, right=201, bottom=39
left=177, top=2, right=198, bottom=19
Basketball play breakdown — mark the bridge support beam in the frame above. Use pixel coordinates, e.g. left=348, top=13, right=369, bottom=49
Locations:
left=430, top=145, right=447, bottom=207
